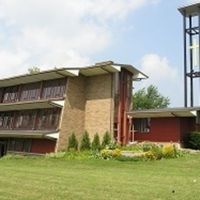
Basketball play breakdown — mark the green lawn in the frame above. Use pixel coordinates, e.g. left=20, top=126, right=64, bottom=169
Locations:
left=0, top=154, right=200, bottom=200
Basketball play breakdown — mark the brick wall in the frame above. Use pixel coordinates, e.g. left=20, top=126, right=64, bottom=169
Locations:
left=57, top=73, right=114, bottom=151
left=85, top=74, right=114, bottom=140
left=57, top=76, right=86, bottom=151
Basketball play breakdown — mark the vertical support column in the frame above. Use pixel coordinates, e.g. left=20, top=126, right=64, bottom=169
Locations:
left=183, top=12, right=188, bottom=107
left=189, top=15, right=194, bottom=107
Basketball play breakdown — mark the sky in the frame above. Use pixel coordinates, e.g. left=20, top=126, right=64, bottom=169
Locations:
left=0, top=0, right=199, bottom=107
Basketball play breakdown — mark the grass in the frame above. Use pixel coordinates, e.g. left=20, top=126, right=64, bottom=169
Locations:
left=0, top=154, right=200, bottom=200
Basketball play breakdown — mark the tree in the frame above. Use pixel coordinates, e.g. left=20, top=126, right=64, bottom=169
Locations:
left=132, top=85, right=170, bottom=110
left=28, top=66, right=40, bottom=74
left=80, top=131, right=91, bottom=151
left=67, top=133, right=78, bottom=151
left=91, top=133, right=101, bottom=151
left=101, top=131, right=111, bottom=148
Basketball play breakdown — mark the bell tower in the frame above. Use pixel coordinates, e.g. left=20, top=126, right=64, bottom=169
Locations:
left=179, top=3, right=200, bottom=107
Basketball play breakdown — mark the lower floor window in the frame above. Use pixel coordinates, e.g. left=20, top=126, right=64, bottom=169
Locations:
left=7, top=139, right=32, bottom=152
left=134, top=118, right=151, bottom=133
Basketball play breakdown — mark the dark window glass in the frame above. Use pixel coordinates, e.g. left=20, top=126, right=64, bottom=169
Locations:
left=20, top=83, right=40, bottom=101
left=8, top=139, right=32, bottom=152
left=134, top=118, right=151, bottom=133
left=42, top=78, right=66, bottom=99
left=14, top=111, right=36, bottom=129
left=0, top=89, right=3, bottom=103
left=37, top=108, right=60, bottom=130
left=0, top=112, right=14, bottom=129
left=3, top=86, right=18, bottom=103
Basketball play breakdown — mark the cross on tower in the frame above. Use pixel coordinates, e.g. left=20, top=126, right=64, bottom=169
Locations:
left=189, top=39, right=199, bottom=68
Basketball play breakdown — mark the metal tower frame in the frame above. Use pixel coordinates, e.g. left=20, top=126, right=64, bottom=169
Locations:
left=179, top=3, right=200, bottom=107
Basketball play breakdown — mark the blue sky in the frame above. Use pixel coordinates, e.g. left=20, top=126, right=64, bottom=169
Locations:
left=0, top=0, right=198, bottom=107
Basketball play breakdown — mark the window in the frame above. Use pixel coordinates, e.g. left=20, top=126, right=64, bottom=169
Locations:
left=42, top=78, right=66, bottom=99
left=20, top=83, right=40, bottom=101
left=134, top=118, right=151, bottom=133
left=14, top=111, right=36, bottom=129
left=0, top=88, right=3, bottom=103
left=3, top=86, right=19, bottom=103
left=36, top=108, right=60, bottom=130
left=7, top=139, right=32, bottom=153
left=0, top=112, right=14, bottom=129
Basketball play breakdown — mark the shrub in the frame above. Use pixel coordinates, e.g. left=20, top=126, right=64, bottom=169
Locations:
left=67, top=133, right=78, bottom=151
left=101, top=131, right=111, bottom=148
left=91, top=133, right=101, bottom=151
left=189, top=132, right=200, bottom=150
left=121, top=143, right=143, bottom=152
left=142, top=142, right=158, bottom=152
left=80, top=131, right=91, bottom=151
left=162, top=144, right=176, bottom=158
left=100, top=148, right=121, bottom=159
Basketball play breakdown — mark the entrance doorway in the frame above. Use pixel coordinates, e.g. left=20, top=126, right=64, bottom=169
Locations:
left=0, top=141, right=7, bottom=157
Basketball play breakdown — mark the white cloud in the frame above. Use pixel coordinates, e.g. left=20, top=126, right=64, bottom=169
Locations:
left=186, top=0, right=200, bottom=4
left=0, top=0, right=158, bottom=77
left=134, top=54, right=183, bottom=107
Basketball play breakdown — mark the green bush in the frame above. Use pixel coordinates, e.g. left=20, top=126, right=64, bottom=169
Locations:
left=91, top=133, right=101, bottom=151
left=143, top=143, right=181, bottom=160
left=80, top=131, right=91, bottom=151
left=101, top=131, right=111, bottom=148
left=162, top=144, right=176, bottom=158
left=100, top=148, right=121, bottom=159
left=189, top=132, right=200, bottom=150
left=67, top=133, right=78, bottom=151
left=142, top=142, right=159, bottom=152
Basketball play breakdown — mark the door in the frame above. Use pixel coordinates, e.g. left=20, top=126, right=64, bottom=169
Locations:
left=0, top=141, right=7, bottom=157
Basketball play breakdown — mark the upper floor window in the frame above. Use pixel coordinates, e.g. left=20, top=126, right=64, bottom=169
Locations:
left=0, top=112, right=14, bottom=129
left=36, top=108, right=60, bottom=130
left=0, top=89, right=3, bottom=103
left=42, top=78, right=66, bottom=99
left=20, top=83, right=40, bottom=101
left=14, top=110, right=37, bottom=130
left=3, top=86, right=18, bottom=103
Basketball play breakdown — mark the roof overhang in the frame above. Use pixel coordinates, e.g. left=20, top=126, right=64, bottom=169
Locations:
left=77, top=62, right=148, bottom=80
left=0, top=130, right=59, bottom=139
left=0, top=60, right=147, bottom=87
left=128, top=107, right=200, bottom=118
left=0, top=99, right=64, bottom=112
left=0, top=68, right=79, bottom=87
left=178, top=3, right=200, bottom=17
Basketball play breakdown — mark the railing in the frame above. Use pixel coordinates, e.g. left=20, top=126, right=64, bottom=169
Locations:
left=0, top=108, right=61, bottom=131
left=0, top=78, right=67, bottom=104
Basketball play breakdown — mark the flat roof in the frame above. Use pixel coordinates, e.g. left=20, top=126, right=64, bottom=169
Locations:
left=178, top=2, right=200, bottom=17
left=0, top=61, right=148, bottom=87
left=0, top=99, right=63, bottom=112
left=128, top=107, right=200, bottom=118
left=0, top=130, right=59, bottom=139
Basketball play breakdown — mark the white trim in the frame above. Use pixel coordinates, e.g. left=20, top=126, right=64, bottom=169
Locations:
left=66, top=69, right=79, bottom=76
left=46, top=133, right=59, bottom=139
left=51, top=100, right=65, bottom=107
left=111, top=65, right=121, bottom=72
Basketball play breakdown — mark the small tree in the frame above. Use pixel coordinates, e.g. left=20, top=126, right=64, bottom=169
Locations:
left=67, top=133, right=78, bottom=151
left=80, top=131, right=91, bottom=151
left=101, top=131, right=111, bottom=148
left=28, top=66, right=40, bottom=74
left=91, top=133, right=101, bottom=151
left=132, top=85, right=170, bottom=110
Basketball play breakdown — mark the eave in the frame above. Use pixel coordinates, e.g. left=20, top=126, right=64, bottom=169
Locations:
left=0, top=99, right=64, bottom=112
left=128, top=107, right=200, bottom=118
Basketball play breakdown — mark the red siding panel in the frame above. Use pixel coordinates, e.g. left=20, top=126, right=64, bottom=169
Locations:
left=134, top=118, right=181, bottom=142
left=31, top=139, right=56, bottom=154
left=180, top=118, right=195, bottom=142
